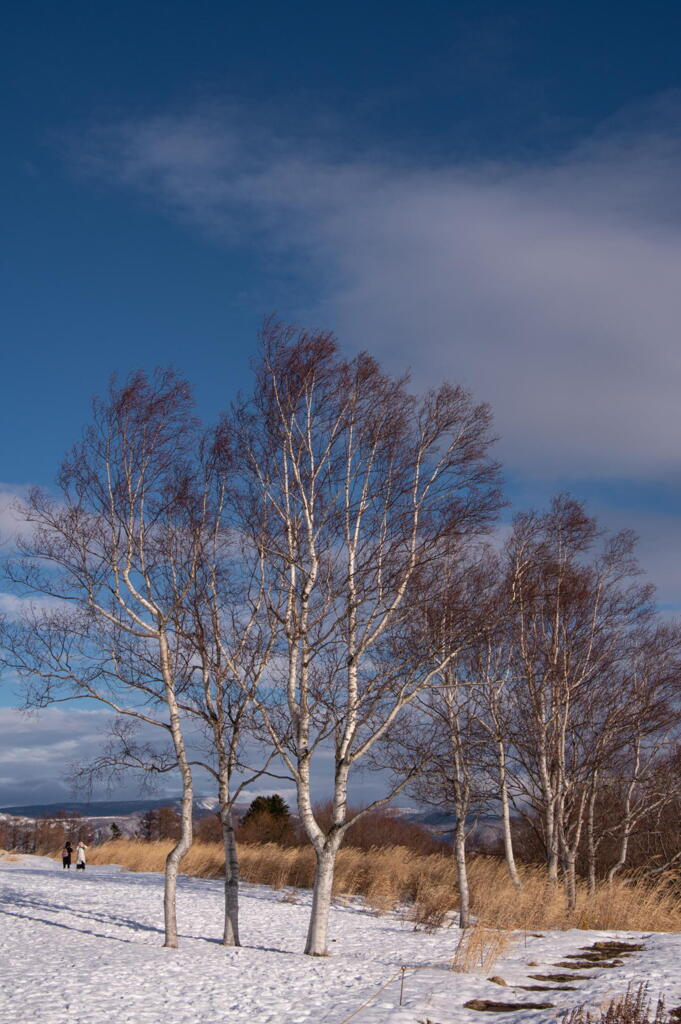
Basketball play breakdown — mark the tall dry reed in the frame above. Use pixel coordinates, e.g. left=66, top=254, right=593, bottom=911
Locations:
left=451, top=923, right=513, bottom=973
left=84, top=840, right=681, bottom=933
left=563, top=983, right=672, bottom=1024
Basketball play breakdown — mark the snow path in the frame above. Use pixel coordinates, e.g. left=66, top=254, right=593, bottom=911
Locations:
left=1, top=854, right=680, bottom=1024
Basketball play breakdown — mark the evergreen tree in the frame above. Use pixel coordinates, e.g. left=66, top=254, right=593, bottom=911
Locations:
left=241, top=795, right=290, bottom=825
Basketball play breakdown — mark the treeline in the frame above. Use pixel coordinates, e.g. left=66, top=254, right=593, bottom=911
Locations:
left=0, top=810, right=95, bottom=854
left=140, top=799, right=447, bottom=855
left=1, top=321, right=679, bottom=952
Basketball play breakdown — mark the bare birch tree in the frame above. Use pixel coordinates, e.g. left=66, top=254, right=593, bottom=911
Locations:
left=503, top=495, right=654, bottom=906
left=378, top=551, right=500, bottom=928
left=590, top=623, right=681, bottom=885
left=465, top=578, right=524, bottom=890
left=0, top=371, right=206, bottom=947
left=174, top=455, right=284, bottom=947
left=410, top=680, right=487, bottom=928
left=229, top=322, right=502, bottom=954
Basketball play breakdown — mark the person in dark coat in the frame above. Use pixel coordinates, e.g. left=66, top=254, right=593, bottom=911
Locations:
left=62, top=841, right=73, bottom=869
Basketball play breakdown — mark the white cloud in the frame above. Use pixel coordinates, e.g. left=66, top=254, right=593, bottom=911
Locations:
left=0, top=707, right=179, bottom=807
left=0, top=484, right=33, bottom=550
left=0, top=592, right=67, bottom=622
left=0, top=707, right=113, bottom=805
left=73, top=100, right=681, bottom=482
left=0, top=593, right=26, bottom=619
left=0, top=705, right=338, bottom=810
left=236, top=786, right=298, bottom=806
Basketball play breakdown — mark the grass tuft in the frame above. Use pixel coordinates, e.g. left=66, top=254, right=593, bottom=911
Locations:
left=451, top=923, right=513, bottom=973
left=562, top=982, right=673, bottom=1024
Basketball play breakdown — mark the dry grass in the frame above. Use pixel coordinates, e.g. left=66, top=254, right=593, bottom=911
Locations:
left=84, top=840, right=681, bottom=934
left=0, top=850, right=21, bottom=862
left=563, top=983, right=673, bottom=1024
left=465, top=859, right=681, bottom=933
left=451, top=923, right=513, bottom=973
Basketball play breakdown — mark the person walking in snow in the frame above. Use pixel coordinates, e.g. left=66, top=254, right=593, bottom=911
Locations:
left=75, top=841, right=88, bottom=871
left=62, top=841, right=73, bottom=869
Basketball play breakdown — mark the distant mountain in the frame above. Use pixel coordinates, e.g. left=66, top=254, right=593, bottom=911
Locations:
left=1, top=798, right=505, bottom=850
left=391, top=805, right=504, bottom=847
left=0, top=797, right=218, bottom=819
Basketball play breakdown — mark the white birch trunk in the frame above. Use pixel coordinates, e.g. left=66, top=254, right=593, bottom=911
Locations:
left=163, top=753, right=193, bottom=948
left=304, top=842, right=339, bottom=955
left=161, top=638, right=193, bottom=949
left=498, top=739, right=522, bottom=888
left=539, top=755, right=559, bottom=883
left=558, top=787, right=586, bottom=913
left=454, top=815, right=471, bottom=929
left=607, top=821, right=633, bottom=884
left=607, top=745, right=639, bottom=884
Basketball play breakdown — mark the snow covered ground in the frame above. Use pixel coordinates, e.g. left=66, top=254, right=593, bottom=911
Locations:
left=1, top=853, right=679, bottom=1024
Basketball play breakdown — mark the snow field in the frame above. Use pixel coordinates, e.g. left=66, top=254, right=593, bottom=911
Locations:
left=1, top=854, right=680, bottom=1024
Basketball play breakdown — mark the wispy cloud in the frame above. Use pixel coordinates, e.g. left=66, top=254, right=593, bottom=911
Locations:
left=0, top=484, right=33, bottom=550
left=0, top=707, right=120, bottom=806
left=0, top=592, right=66, bottom=622
left=0, top=707, right=192, bottom=807
left=71, top=98, right=681, bottom=483
left=0, top=707, right=333, bottom=809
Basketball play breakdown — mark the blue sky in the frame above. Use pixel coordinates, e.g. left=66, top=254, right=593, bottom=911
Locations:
left=1, top=1, right=680, bottom=803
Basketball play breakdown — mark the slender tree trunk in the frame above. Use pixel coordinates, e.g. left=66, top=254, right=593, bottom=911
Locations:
left=162, top=640, right=193, bottom=949
left=454, top=815, right=471, bottom=929
left=296, top=746, right=344, bottom=956
left=559, top=788, right=586, bottom=913
left=445, top=691, right=472, bottom=928
left=586, top=772, right=598, bottom=895
left=546, top=817, right=559, bottom=882
left=564, top=852, right=577, bottom=912
left=163, top=760, right=193, bottom=948
left=547, top=786, right=562, bottom=884
left=498, top=740, right=522, bottom=888
left=607, top=824, right=632, bottom=884
left=538, top=750, right=559, bottom=883
left=214, top=742, right=241, bottom=947
left=221, top=806, right=240, bottom=946
left=304, top=842, right=339, bottom=955
left=608, top=747, right=639, bottom=884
